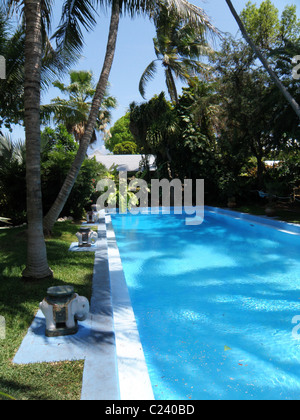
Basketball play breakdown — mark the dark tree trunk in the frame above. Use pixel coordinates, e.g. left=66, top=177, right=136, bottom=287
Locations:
left=43, top=0, right=120, bottom=233
left=22, top=0, right=52, bottom=280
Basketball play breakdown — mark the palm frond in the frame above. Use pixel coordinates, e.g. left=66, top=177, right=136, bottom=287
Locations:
left=41, top=33, right=79, bottom=87
left=52, top=0, right=99, bottom=56
left=155, top=0, right=220, bottom=38
left=1, top=0, right=23, bottom=17
left=139, top=60, right=158, bottom=99
left=0, top=134, right=25, bottom=165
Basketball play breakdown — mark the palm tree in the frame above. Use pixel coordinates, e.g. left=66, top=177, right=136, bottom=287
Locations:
left=225, top=0, right=300, bottom=120
left=43, top=0, right=121, bottom=233
left=4, top=0, right=104, bottom=280
left=4, top=1, right=218, bottom=268
left=0, top=6, right=24, bottom=131
left=41, top=70, right=117, bottom=144
left=43, top=0, right=219, bottom=233
left=21, top=0, right=53, bottom=280
left=139, top=5, right=213, bottom=103
left=0, top=3, right=79, bottom=133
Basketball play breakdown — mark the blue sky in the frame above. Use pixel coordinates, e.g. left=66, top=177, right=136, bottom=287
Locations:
left=7, top=0, right=300, bottom=152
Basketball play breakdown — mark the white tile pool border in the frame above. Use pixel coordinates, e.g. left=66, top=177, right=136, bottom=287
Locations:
left=205, top=206, right=300, bottom=236
left=105, top=214, right=155, bottom=401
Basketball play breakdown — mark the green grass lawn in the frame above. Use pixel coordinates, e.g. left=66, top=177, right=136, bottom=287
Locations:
left=0, top=221, right=95, bottom=400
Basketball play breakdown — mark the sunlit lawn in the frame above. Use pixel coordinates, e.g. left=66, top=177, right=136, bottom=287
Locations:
left=0, top=221, right=94, bottom=400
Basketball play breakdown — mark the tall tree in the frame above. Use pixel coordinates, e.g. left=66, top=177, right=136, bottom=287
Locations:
left=4, top=0, right=105, bottom=280
left=130, top=92, right=178, bottom=177
left=41, top=70, right=117, bottom=143
left=105, top=112, right=137, bottom=152
left=22, top=0, right=52, bottom=280
left=0, top=1, right=79, bottom=133
left=139, top=5, right=213, bottom=103
left=0, top=6, right=24, bottom=132
left=43, top=0, right=219, bottom=233
left=43, top=0, right=121, bottom=233
left=225, top=0, right=300, bottom=120
left=213, top=37, right=276, bottom=188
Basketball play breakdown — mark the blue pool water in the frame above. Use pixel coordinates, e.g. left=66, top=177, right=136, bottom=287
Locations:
left=111, top=208, right=300, bottom=400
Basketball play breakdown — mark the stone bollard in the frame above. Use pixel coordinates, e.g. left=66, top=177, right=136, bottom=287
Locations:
left=76, top=227, right=98, bottom=247
left=39, top=286, right=90, bottom=337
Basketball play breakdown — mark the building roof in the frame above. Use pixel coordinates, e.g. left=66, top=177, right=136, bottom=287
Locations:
left=88, top=152, right=156, bottom=172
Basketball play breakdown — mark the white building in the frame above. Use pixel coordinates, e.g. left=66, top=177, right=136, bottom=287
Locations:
left=89, top=151, right=156, bottom=172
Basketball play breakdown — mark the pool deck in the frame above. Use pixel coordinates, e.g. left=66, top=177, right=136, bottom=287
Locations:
left=12, top=207, right=300, bottom=400
left=13, top=213, right=154, bottom=401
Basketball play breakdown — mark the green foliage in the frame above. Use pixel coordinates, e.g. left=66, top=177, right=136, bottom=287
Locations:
left=240, top=0, right=280, bottom=50
left=241, top=1, right=300, bottom=50
left=129, top=3, right=300, bottom=206
left=41, top=70, right=117, bottom=144
left=267, top=151, right=300, bottom=194
left=105, top=168, right=140, bottom=213
left=173, top=82, right=220, bottom=190
left=0, top=127, right=107, bottom=225
left=0, top=8, right=24, bottom=130
left=0, top=221, right=93, bottom=400
left=0, top=0, right=97, bottom=131
left=105, top=113, right=137, bottom=152
left=41, top=125, right=107, bottom=219
left=129, top=87, right=220, bottom=196
left=139, top=4, right=212, bottom=103
left=130, top=93, right=177, bottom=177
left=41, top=124, right=78, bottom=154
left=0, top=135, right=26, bottom=225
left=213, top=37, right=274, bottom=184
left=113, top=141, right=138, bottom=155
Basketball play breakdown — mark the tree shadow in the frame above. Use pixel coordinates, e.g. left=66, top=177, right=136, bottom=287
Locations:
left=110, top=212, right=300, bottom=400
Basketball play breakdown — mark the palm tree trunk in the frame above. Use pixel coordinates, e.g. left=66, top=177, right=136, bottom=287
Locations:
left=43, top=0, right=120, bottom=233
left=166, top=67, right=179, bottom=104
left=22, top=0, right=53, bottom=280
left=226, top=0, right=300, bottom=120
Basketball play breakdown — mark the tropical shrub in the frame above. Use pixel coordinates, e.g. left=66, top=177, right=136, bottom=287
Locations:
left=105, top=113, right=139, bottom=153
left=113, top=141, right=138, bottom=155
left=0, top=128, right=107, bottom=225
left=41, top=125, right=107, bottom=219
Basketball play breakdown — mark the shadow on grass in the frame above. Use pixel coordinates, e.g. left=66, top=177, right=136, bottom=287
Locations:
left=0, top=221, right=94, bottom=400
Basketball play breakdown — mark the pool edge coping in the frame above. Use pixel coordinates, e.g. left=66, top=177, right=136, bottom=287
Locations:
left=205, top=206, right=300, bottom=236
left=105, top=205, right=300, bottom=236
left=105, top=213, right=155, bottom=401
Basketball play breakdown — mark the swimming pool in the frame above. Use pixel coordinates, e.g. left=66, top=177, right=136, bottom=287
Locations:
left=110, top=207, right=300, bottom=400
